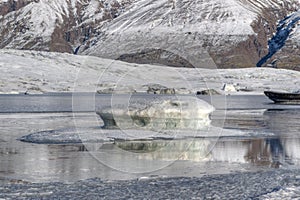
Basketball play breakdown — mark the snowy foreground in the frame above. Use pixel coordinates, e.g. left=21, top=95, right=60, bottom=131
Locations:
left=0, top=49, right=299, bottom=94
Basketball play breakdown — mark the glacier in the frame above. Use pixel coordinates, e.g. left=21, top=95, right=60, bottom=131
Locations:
left=257, top=10, right=300, bottom=67
left=0, top=49, right=300, bottom=94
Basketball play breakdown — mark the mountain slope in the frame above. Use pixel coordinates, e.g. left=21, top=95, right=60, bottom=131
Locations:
left=83, top=0, right=299, bottom=69
left=0, top=0, right=134, bottom=53
left=0, top=0, right=299, bottom=69
left=83, top=0, right=258, bottom=68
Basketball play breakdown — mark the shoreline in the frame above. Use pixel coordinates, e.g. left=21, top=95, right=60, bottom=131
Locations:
left=1, top=169, right=300, bottom=199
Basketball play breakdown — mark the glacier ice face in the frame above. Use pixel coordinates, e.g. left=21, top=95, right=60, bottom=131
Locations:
left=257, top=10, right=300, bottom=67
left=97, top=96, right=215, bottom=130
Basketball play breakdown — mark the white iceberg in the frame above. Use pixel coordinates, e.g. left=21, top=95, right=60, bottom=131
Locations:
left=97, top=96, right=215, bottom=130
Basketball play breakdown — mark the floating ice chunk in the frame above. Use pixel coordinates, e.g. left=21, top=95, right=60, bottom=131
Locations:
left=222, top=83, right=237, bottom=92
left=97, top=97, right=215, bottom=130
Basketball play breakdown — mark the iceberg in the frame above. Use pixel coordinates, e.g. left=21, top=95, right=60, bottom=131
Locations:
left=97, top=96, right=215, bottom=131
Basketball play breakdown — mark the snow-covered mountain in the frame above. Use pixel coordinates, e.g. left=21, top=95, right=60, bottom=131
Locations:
left=0, top=0, right=299, bottom=69
left=84, top=0, right=300, bottom=69
left=0, top=0, right=135, bottom=52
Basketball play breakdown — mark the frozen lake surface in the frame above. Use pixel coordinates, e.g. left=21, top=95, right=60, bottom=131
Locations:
left=0, top=94, right=300, bottom=183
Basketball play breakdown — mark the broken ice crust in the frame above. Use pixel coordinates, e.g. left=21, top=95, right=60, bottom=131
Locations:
left=97, top=97, right=215, bottom=131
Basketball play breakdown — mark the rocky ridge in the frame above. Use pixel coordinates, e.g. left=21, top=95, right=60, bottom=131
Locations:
left=0, top=0, right=135, bottom=53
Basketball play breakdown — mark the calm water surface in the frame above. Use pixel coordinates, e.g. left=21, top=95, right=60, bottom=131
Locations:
left=0, top=94, right=299, bottom=183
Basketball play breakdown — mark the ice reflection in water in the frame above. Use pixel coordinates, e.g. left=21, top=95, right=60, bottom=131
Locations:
left=111, top=108, right=300, bottom=167
left=114, top=138, right=297, bottom=167
left=116, top=139, right=213, bottom=162
left=115, top=139, right=246, bottom=163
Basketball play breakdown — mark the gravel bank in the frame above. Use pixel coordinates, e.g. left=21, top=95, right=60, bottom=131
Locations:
left=1, top=169, right=300, bottom=199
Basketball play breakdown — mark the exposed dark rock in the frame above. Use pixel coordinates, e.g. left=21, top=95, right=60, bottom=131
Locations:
left=196, top=89, right=220, bottom=95
left=146, top=84, right=176, bottom=95
left=0, top=0, right=33, bottom=16
left=117, top=49, right=195, bottom=68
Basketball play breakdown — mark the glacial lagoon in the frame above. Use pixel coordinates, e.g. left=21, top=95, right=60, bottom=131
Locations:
left=0, top=93, right=300, bottom=183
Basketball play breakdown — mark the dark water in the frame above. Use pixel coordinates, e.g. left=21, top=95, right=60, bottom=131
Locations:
left=1, top=93, right=300, bottom=113
left=0, top=94, right=299, bottom=183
